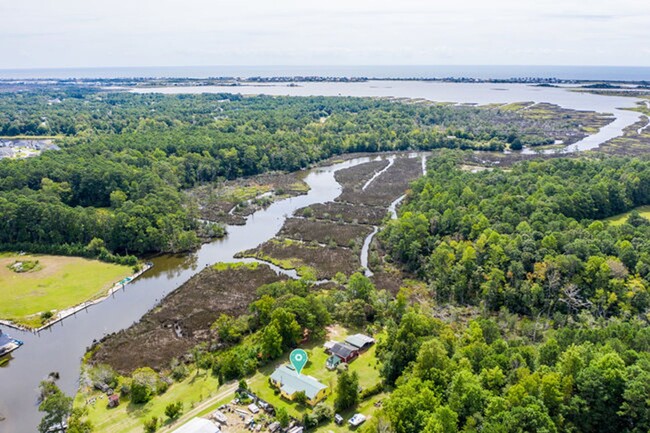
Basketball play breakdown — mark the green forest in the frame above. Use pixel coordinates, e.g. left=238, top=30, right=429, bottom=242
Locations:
left=382, top=154, right=650, bottom=318
left=74, top=154, right=650, bottom=433
left=0, top=90, right=582, bottom=260
left=5, top=88, right=650, bottom=433
left=189, top=155, right=650, bottom=433
left=371, top=153, right=650, bottom=433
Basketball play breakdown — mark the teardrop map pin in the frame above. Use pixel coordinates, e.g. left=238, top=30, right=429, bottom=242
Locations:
left=290, top=349, right=308, bottom=375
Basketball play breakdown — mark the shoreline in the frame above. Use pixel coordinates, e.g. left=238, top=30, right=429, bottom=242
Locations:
left=2, top=74, right=650, bottom=85
left=0, top=262, right=153, bottom=333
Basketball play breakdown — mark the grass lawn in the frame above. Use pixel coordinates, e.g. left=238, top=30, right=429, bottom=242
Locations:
left=246, top=325, right=382, bottom=418
left=603, top=205, right=650, bottom=226
left=75, top=371, right=226, bottom=433
left=0, top=253, right=133, bottom=328
left=77, top=325, right=386, bottom=433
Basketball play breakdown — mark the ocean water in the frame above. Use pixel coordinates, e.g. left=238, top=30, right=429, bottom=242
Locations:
left=1, top=65, right=650, bottom=81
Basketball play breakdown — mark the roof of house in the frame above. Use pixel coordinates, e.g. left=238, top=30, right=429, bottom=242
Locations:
left=270, top=365, right=327, bottom=400
left=327, top=355, right=342, bottom=365
left=171, top=418, right=220, bottom=433
left=345, top=334, right=375, bottom=349
left=330, top=342, right=358, bottom=359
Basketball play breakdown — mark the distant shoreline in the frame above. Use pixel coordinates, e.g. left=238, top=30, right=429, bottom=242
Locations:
left=1, top=64, right=649, bottom=83
left=1, top=76, right=650, bottom=92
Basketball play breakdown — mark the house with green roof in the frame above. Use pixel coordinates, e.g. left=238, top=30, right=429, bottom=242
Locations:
left=269, top=365, right=328, bottom=406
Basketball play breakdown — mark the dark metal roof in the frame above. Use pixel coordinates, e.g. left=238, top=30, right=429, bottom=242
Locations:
left=330, top=342, right=358, bottom=359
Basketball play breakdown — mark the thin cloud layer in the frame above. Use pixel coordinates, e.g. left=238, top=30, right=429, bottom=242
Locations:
left=0, top=0, right=649, bottom=68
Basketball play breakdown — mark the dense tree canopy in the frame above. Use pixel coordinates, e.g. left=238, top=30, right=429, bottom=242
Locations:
left=369, top=152, right=650, bottom=433
left=371, top=311, right=650, bottom=433
left=0, top=90, right=588, bottom=259
left=383, top=153, right=650, bottom=319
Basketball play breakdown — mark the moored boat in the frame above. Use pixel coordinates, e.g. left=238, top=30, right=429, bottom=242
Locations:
left=0, top=329, right=23, bottom=357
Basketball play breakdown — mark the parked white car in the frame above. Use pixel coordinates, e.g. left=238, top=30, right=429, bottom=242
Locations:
left=349, top=414, right=366, bottom=427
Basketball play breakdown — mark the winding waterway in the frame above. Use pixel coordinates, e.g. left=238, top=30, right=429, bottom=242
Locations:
left=1, top=81, right=644, bottom=432
left=0, top=156, right=379, bottom=433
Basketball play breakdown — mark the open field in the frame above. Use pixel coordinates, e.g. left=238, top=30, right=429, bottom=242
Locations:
left=91, top=262, right=286, bottom=374
left=77, top=325, right=384, bottom=433
left=75, top=371, right=230, bottom=433
left=0, top=253, right=132, bottom=328
left=603, top=205, right=650, bottom=226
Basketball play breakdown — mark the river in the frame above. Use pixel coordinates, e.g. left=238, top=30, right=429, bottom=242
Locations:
left=1, top=81, right=643, bottom=432
left=0, top=156, right=384, bottom=433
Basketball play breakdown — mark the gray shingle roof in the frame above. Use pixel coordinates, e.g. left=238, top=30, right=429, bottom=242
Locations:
left=270, top=365, right=327, bottom=400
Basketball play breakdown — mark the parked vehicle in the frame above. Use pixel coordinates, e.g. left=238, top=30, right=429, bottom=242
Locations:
left=349, top=414, right=366, bottom=427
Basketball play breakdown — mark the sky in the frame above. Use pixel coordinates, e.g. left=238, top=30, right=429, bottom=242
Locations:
left=1, top=0, right=649, bottom=69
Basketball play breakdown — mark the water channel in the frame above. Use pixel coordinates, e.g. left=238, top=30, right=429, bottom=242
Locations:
left=1, top=81, right=645, bottom=432
left=0, top=155, right=382, bottom=433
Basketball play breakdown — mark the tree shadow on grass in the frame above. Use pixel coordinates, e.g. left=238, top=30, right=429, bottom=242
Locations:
left=125, top=399, right=150, bottom=418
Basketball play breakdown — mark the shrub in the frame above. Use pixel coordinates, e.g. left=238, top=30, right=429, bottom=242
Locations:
left=89, top=364, right=118, bottom=389
left=171, top=363, right=189, bottom=381
left=293, top=391, right=309, bottom=406
left=275, top=407, right=289, bottom=428
left=360, top=382, right=384, bottom=400
left=40, top=311, right=54, bottom=323
left=143, top=417, right=158, bottom=433
left=130, top=367, right=159, bottom=404
left=165, top=401, right=183, bottom=420
left=306, top=403, right=333, bottom=426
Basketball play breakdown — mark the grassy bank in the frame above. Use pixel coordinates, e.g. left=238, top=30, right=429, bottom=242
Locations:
left=75, top=371, right=226, bottom=433
left=0, top=253, right=133, bottom=328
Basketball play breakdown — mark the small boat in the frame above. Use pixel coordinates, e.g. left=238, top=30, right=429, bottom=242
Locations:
left=0, top=329, right=23, bottom=357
